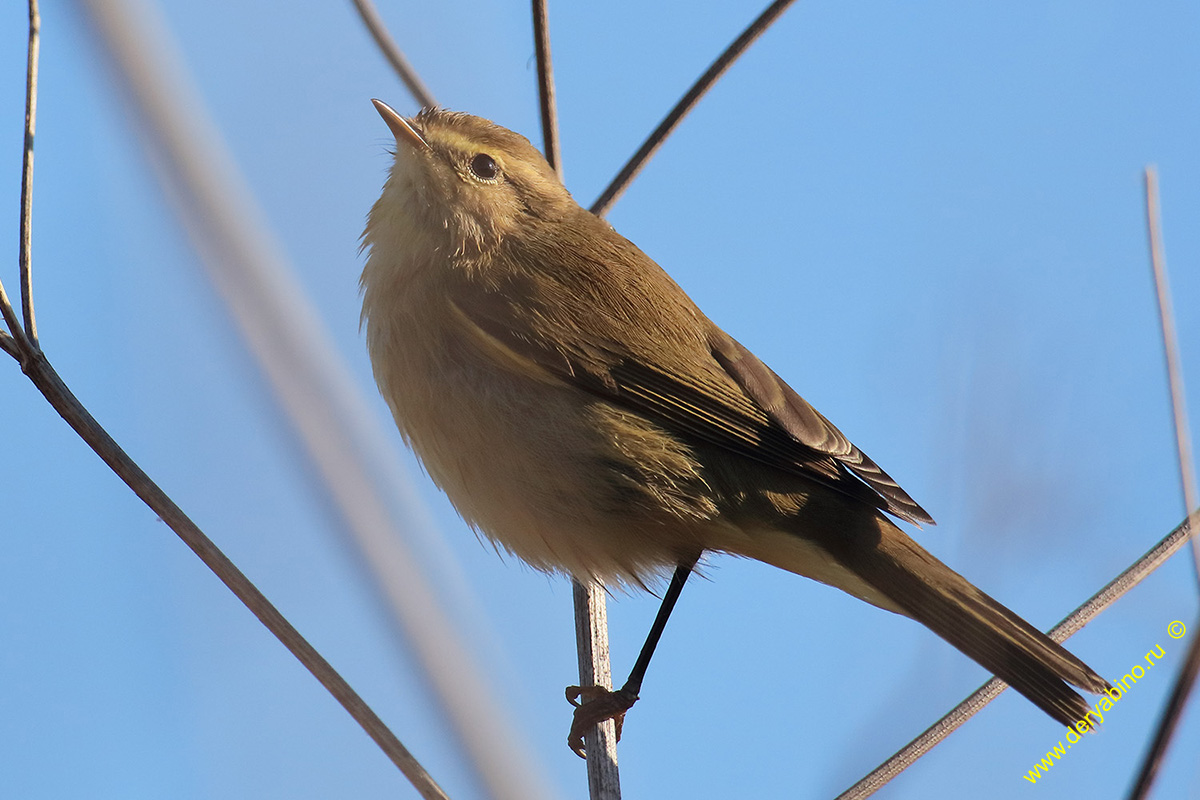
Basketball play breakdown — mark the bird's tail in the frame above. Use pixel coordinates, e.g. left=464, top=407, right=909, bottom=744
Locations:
left=875, top=522, right=1109, bottom=724
left=745, top=515, right=1110, bottom=726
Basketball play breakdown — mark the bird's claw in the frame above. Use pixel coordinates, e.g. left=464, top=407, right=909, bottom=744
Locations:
left=565, top=685, right=638, bottom=758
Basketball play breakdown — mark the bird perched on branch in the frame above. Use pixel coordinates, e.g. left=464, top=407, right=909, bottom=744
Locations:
left=360, top=101, right=1108, bottom=756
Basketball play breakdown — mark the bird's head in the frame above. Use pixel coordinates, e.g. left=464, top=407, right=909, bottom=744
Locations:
left=369, top=101, right=573, bottom=260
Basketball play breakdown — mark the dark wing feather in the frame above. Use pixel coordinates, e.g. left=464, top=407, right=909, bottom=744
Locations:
left=707, top=329, right=933, bottom=525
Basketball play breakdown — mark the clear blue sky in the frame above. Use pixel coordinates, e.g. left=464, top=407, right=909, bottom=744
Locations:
left=2, top=1, right=1199, bottom=798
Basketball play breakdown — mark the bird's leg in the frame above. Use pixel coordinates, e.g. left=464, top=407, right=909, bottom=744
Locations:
left=566, top=557, right=698, bottom=757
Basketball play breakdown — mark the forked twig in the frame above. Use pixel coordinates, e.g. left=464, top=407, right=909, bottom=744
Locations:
left=0, top=330, right=19, bottom=358
left=590, top=0, right=798, bottom=217
left=1125, top=167, right=1200, bottom=800
left=0, top=282, right=27, bottom=357
left=350, top=0, right=437, bottom=109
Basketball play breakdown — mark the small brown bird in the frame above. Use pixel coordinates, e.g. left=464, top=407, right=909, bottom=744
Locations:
left=361, top=101, right=1108, bottom=755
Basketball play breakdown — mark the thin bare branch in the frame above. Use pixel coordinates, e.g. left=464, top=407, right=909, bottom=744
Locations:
left=0, top=330, right=19, bottom=360
left=573, top=580, right=622, bottom=799
left=19, top=0, right=40, bottom=345
left=349, top=0, right=437, bottom=109
left=1123, top=166, right=1200, bottom=800
left=590, top=0, right=797, bottom=217
left=0, top=246, right=22, bottom=354
left=837, top=515, right=1195, bottom=800
left=2, top=0, right=39, bottom=358
left=17, top=352, right=450, bottom=800
left=1126, top=621, right=1200, bottom=799
left=531, top=0, right=561, bottom=176
left=0, top=280, right=28, bottom=356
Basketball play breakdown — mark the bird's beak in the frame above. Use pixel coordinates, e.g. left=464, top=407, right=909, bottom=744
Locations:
left=372, top=99, right=430, bottom=151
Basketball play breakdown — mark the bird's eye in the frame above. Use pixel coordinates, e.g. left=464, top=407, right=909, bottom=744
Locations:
left=468, top=153, right=500, bottom=181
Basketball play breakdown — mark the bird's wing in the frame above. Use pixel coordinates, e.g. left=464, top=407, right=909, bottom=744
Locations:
left=705, top=328, right=933, bottom=525
left=449, top=278, right=933, bottom=526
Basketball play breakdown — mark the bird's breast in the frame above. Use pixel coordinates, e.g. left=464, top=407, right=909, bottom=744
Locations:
left=362, top=270, right=718, bottom=585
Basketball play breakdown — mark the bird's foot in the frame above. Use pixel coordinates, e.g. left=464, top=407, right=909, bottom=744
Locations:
left=565, top=685, right=639, bottom=758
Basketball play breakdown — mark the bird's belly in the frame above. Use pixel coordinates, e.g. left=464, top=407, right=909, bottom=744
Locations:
left=371, top=321, right=715, bottom=585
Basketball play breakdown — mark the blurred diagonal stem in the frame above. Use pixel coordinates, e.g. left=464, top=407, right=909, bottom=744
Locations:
left=1142, top=166, right=1200, bottom=575
left=1126, top=166, right=1200, bottom=800
left=1, top=3, right=448, bottom=798
left=14, top=354, right=453, bottom=800
left=72, top=0, right=558, bottom=798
